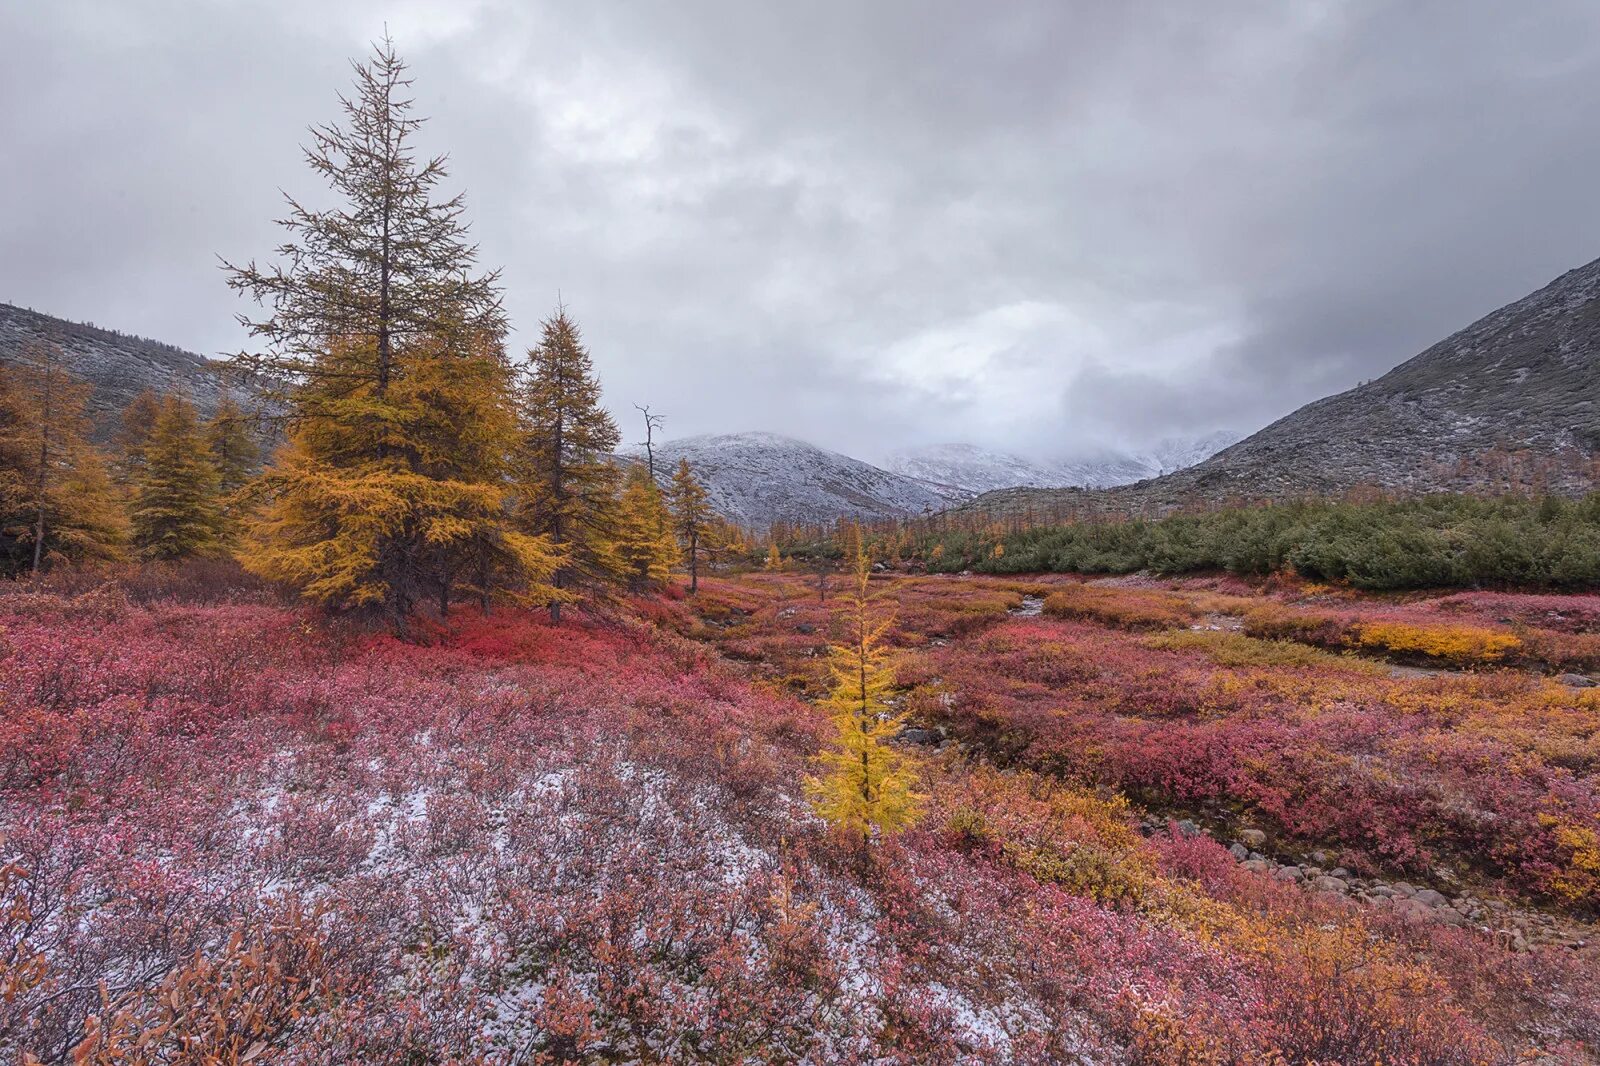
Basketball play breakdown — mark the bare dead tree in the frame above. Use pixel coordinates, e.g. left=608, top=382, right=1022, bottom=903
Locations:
left=635, top=404, right=665, bottom=481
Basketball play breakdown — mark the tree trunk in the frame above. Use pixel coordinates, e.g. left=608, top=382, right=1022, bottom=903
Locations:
left=376, top=77, right=395, bottom=402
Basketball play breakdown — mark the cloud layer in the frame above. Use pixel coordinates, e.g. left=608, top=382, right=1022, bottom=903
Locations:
left=5, top=0, right=1600, bottom=461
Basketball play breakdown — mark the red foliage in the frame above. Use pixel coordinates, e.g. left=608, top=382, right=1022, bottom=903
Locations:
left=1, top=576, right=1593, bottom=1062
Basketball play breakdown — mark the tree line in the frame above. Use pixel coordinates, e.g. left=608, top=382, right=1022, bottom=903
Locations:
left=0, top=39, right=735, bottom=624
left=905, top=493, right=1600, bottom=590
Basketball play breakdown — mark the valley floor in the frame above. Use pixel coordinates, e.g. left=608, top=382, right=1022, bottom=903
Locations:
left=2, top=569, right=1598, bottom=1063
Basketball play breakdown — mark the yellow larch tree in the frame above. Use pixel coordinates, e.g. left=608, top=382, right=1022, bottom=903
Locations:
left=806, top=544, right=923, bottom=846
left=615, top=464, right=679, bottom=591
left=0, top=342, right=126, bottom=576
left=514, top=307, right=622, bottom=620
left=246, top=328, right=559, bottom=618
left=113, top=388, right=164, bottom=486
left=129, top=395, right=228, bottom=560
left=667, top=457, right=712, bottom=593
left=203, top=393, right=262, bottom=548
left=223, top=39, right=554, bottom=622
left=204, top=393, right=260, bottom=495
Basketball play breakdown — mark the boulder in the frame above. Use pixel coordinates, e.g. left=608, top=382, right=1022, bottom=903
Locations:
left=1228, top=843, right=1249, bottom=860
left=1241, top=859, right=1273, bottom=874
left=1273, top=866, right=1304, bottom=883
left=1558, top=672, right=1596, bottom=687
left=1393, top=898, right=1435, bottom=923
left=897, top=727, right=940, bottom=745
left=1413, top=888, right=1449, bottom=908
left=1175, top=819, right=1202, bottom=839
left=1310, top=875, right=1349, bottom=894
left=1238, top=828, right=1267, bottom=848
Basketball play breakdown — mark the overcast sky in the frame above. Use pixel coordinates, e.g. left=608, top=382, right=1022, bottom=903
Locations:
left=4, top=1, right=1600, bottom=463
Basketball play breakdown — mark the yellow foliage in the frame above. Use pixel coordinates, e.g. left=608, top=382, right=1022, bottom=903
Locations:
left=1353, top=620, right=1522, bottom=666
left=615, top=466, right=678, bottom=590
left=1537, top=813, right=1600, bottom=904
left=1146, top=629, right=1385, bottom=674
left=245, top=331, right=561, bottom=617
left=0, top=345, right=126, bottom=574
left=130, top=394, right=227, bottom=560
left=805, top=546, right=922, bottom=843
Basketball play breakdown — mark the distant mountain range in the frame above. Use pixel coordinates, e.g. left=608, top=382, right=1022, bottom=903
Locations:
left=17, top=246, right=1600, bottom=533
left=885, top=432, right=1240, bottom=495
left=968, top=256, right=1600, bottom=517
left=626, top=431, right=1238, bottom=527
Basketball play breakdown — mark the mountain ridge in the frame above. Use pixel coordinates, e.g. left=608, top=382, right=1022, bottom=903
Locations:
left=635, top=431, right=963, bottom=527
left=964, top=257, right=1600, bottom=517
left=0, top=302, right=279, bottom=442
left=886, top=431, right=1241, bottom=495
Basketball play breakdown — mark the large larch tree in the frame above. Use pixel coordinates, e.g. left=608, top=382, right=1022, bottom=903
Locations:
left=223, top=38, right=552, bottom=621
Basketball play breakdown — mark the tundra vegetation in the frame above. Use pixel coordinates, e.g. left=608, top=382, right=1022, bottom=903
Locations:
left=3, top=35, right=1599, bottom=1066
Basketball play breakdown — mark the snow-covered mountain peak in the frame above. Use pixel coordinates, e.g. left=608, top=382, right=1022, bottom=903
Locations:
left=645, top=431, right=963, bottom=527
left=888, top=432, right=1241, bottom=495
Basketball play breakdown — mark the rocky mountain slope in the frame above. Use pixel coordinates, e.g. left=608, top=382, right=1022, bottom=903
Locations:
left=888, top=431, right=1240, bottom=495
left=0, top=303, right=258, bottom=440
left=642, top=432, right=961, bottom=527
left=968, top=257, right=1600, bottom=517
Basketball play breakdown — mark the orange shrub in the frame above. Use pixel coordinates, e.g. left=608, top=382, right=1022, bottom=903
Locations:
left=1353, top=621, right=1522, bottom=667
left=1240, top=604, right=1350, bottom=647
left=1520, top=630, right=1600, bottom=673
left=1145, top=630, right=1384, bottom=673
left=1043, top=585, right=1199, bottom=631
left=1246, top=605, right=1527, bottom=669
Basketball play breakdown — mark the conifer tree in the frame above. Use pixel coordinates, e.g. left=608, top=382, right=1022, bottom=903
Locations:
left=615, top=465, right=679, bottom=591
left=515, top=307, right=622, bottom=620
left=668, top=457, right=713, bottom=594
left=114, top=388, right=164, bottom=486
left=130, top=396, right=227, bottom=560
left=806, top=544, right=922, bottom=846
left=205, top=394, right=260, bottom=494
left=224, top=35, right=504, bottom=411
left=222, top=38, right=551, bottom=621
left=0, top=342, right=125, bottom=575
left=246, top=328, right=559, bottom=618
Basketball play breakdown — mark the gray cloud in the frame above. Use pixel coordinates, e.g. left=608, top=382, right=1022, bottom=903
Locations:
left=4, top=0, right=1599, bottom=463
